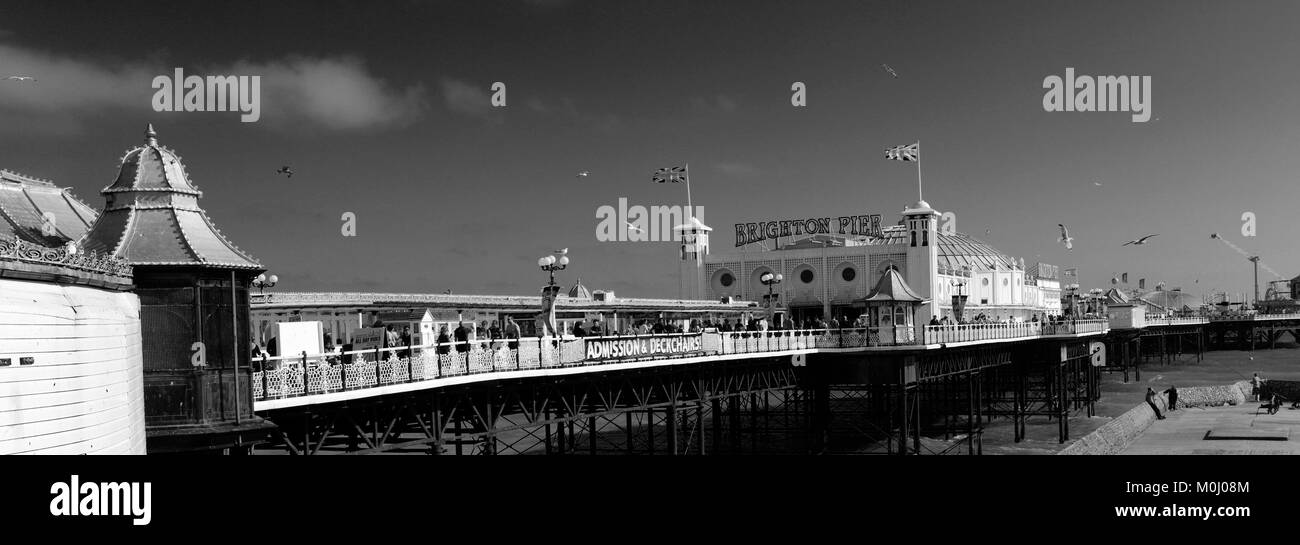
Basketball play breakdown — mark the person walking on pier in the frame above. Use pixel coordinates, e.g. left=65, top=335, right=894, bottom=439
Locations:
left=454, top=321, right=470, bottom=353
left=1145, top=388, right=1166, bottom=420
left=1252, top=373, right=1263, bottom=401
left=504, top=317, right=520, bottom=349
left=1164, top=386, right=1179, bottom=411
left=436, top=326, right=452, bottom=356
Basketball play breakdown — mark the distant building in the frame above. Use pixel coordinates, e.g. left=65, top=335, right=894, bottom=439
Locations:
left=695, top=199, right=1065, bottom=325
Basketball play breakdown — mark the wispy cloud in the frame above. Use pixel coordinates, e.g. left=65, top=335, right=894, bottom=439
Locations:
left=0, top=43, right=427, bottom=132
left=237, top=56, right=427, bottom=130
left=689, top=94, right=739, bottom=114
left=530, top=97, right=622, bottom=132
left=440, top=78, right=505, bottom=123
left=713, top=162, right=762, bottom=177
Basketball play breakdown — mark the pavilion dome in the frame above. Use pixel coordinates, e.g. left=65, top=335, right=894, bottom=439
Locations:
left=870, top=225, right=1018, bottom=273
left=567, top=277, right=591, bottom=299
left=80, top=125, right=261, bottom=269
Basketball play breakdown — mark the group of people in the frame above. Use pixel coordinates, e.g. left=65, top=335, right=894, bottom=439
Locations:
left=433, top=317, right=524, bottom=354
left=924, top=313, right=1076, bottom=326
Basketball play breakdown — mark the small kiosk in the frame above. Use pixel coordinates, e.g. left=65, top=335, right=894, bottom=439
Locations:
left=860, top=268, right=926, bottom=344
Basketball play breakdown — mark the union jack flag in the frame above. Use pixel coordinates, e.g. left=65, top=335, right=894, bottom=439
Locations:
left=653, top=166, right=687, bottom=183
left=885, top=142, right=919, bottom=162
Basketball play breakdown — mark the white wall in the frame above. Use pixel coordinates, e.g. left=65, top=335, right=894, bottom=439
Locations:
left=0, top=278, right=146, bottom=455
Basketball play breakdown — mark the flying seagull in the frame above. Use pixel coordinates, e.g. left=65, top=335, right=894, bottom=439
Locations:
left=5, top=75, right=36, bottom=82
left=576, top=170, right=590, bottom=178
left=1093, top=181, right=1103, bottom=187
left=1122, top=234, right=1159, bottom=246
left=1057, top=224, right=1074, bottom=250
left=554, top=248, right=568, bottom=255
left=881, top=64, right=898, bottom=78
left=275, top=166, right=294, bottom=178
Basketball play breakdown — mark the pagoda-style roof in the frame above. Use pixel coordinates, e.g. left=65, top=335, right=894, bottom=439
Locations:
left=862, top=268, right=926, bottom=303
left=0, top=169, right=99, bottom=246
left=80, top=125, right=262, bottom=270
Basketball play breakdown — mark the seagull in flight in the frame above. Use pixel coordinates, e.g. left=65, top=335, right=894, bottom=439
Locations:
left=576, top=170, right=590, bottom=178
left=1058, top=224, right=1074, bottom=250
left=5, top=75, right=36, bottom=82
left=275, top=166, right=294, bottom=178
left=1093, top=181, right=1103, bottom=187
left=1122, top=234, right=1159, bottom=246
left=553, top=248, right=568, bottom=255
left=881, top=64, right=899, bottom=78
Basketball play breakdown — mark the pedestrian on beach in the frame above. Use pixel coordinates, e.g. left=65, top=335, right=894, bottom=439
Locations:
left=1145, top=387, right=1165, bottom=420
left=1252, top=373, right=1262, bottom=401
left=1164, top=386, right=1178, bottom=411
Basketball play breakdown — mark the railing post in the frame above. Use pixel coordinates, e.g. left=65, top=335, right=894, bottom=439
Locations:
left=340, top=352, right=348, bottom=390
left=300, top=351, right=308, bottom=396
left=375, top=347, right=382, bottom=384
left=406, top=340, right=414, bottom=382
left=260, top=354, right=269, bottom=399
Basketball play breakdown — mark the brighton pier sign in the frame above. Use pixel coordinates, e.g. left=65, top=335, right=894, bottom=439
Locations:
left=584, top=334, right=705, bottom=362
left=735, top=214, right=882, bottom=247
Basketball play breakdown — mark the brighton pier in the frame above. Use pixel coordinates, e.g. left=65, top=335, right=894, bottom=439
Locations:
left=3, top=127, right=1298, bottom=455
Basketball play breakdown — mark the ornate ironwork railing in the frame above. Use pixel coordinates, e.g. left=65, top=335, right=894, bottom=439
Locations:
left=922, top=319, right=1108, bottom=344
left=0, top=235, right=132, bottom=279
left=252, top=322, right=1108, bottom=403
left=1146, top=316, right=1210, bottom=326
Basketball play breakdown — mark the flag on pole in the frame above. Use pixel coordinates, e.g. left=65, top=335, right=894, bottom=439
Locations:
left=885, top=142, right=919, bottom=162
left=653, top=166, right=687, bottom=183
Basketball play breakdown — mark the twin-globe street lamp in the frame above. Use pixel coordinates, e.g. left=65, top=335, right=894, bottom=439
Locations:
left=538, top=252, right=570, bottom=286
left=253, top=273, right=278, bottom=295
left=537, top=251, right=570, bottom=336
left=760, top=272, right=783, bottom=322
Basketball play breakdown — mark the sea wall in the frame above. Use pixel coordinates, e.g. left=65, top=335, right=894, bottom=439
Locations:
left=0, top=277, right=146, bottom=454
left=1059, top=383, right=1245, bottom=455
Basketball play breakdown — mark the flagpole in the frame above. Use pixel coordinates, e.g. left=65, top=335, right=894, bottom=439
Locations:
left=916, top=140, right=923, bottom=202
left=685, top=162, right=693, bottom=219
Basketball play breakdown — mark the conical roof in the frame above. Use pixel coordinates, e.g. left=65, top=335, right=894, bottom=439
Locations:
left=80, top=125, right=261, bottom=269
left=862, top=268, right=926, bottom=303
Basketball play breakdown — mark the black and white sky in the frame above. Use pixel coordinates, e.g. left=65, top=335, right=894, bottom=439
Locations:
left=2, top=0, right=1298, bottom=299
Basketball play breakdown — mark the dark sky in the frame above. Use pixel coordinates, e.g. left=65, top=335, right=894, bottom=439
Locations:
left=2, top=0, right=1298, bottom=301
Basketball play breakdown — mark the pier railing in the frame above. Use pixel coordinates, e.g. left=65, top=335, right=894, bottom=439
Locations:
left=1209, top=313, right=1300, bottom=322
left=922, top=319, right=1108, bottom=344
left=252, top=322, right=1108, bottom=403
left=1146, top=316, right=1209, bottom=326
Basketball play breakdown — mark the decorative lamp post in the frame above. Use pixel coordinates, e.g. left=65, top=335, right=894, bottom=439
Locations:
left=760, top=272, right=784, bottom=323
left=537, top=250, right=570, bottom=336
left=253, top=273, right=278, bottom=295
left=1249, top=256, right=1260, bottom=308
left=951, top=279, right=968, bottom=323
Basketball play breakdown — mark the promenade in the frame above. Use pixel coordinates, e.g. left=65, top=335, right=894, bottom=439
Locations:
left=981, top=343, right=1300, bottom=455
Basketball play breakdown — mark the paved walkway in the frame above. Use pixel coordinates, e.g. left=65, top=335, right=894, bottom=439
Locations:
left=1121, top=402, right=1300, bottom=455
